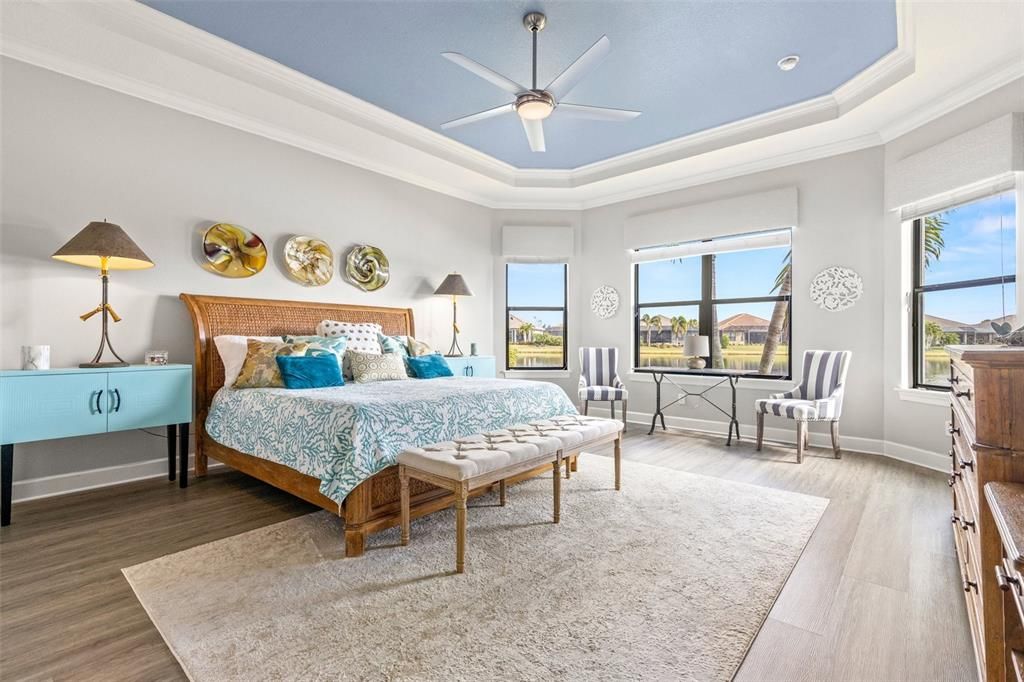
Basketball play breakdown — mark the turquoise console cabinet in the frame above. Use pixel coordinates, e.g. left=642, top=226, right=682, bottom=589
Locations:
left=0, top=364, right=192, bottom=526
left=444, top=355, right=496, bottom=378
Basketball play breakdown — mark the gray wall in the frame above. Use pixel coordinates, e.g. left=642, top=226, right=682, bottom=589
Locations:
left=1, top=60, right=493, bottom=483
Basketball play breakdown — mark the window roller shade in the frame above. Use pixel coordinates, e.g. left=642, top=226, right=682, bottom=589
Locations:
left=502, top=225, right=573, bottom=262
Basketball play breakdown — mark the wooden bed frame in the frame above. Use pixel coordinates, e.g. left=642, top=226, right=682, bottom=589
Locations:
left=179, top=293, right=567, bottom=558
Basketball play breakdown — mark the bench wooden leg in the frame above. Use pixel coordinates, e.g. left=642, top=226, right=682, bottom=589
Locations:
left=565, top=456, right=571, bottom=479
left=399, top=465, right=410, bottom=546
left=614, top=436, right=622, bottom=491
left=499, top=478, right=507, bottom=506
left=756, top=412, right=764, bottom=451
left=552, top=455, right=562, bottom=524
left=455, top=482, right=468, bottom=573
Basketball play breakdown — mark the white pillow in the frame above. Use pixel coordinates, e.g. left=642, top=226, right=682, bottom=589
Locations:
left=316, top=320, right=383, bottom=354
left=213, top=335, right=280, bottom=388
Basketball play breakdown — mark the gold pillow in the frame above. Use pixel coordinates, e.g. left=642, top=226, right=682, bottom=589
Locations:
left=233, top=339, right=310, bottom=388
left=406, top=336, right=435, bottom=357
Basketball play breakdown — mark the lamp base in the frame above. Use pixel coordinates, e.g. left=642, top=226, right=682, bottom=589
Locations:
left=686, top=356, right=707, bottom=370
left=79, top=360, right=129, bottom=368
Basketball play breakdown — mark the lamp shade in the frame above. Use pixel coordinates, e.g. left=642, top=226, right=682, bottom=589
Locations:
left=683, top=335, right=710, bottom=357
left=434, top=273, right=473, bottom=297
left=52, top=221, right=153, bottom=270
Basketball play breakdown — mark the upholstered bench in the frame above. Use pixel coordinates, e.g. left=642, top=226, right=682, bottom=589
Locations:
left=398, top=415, right=623, bottom=573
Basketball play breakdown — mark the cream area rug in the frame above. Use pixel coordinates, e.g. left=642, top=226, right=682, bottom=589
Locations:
left=123, top=457, right=827, bottom=681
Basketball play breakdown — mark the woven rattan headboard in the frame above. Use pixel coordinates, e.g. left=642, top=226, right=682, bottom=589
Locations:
left=179, top=293, right=414, bottom=423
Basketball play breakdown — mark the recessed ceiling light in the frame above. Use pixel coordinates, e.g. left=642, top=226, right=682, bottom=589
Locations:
left=777, top=55, right=800, bottom=72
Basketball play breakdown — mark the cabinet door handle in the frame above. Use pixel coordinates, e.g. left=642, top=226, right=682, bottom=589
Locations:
left=467, top=366, right=474, bottom=377
left=94, top=390, right=103, bottom=414
left=109, top=388, right=121, bottom=413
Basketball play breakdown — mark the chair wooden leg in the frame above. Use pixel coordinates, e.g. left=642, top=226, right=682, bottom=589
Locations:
left=583, top=400, right=589, bottom=416
left=552, top=455, right=562, bottom=524
left=756, top=412, right=764, bottom=451
left=499, top=478, right=507, bottom=506
left=455, top=483, right=468, bottom=573
left=796, top=422, right=807, bottom=464
left=610, top=401, right=615, bottom=419
left=399, top=465, right=410, bottom=546
left=614, top=436, right=622, bottom=490
left=622, top=399, right=628, bottom=432
left=831, top=420, right=842, bottom=459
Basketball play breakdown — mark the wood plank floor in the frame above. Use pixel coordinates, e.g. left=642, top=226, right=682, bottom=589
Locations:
left=0, top=429, right=974, bottom=681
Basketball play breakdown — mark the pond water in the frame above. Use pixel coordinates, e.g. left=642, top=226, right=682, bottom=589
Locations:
left=637, top=355, right=789, bottom=375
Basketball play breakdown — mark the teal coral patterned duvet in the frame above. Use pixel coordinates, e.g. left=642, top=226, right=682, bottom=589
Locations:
left=205, top=377, right=578, bottom=504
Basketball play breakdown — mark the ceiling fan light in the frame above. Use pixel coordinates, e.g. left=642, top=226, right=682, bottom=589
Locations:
left=517, top=99, right=554, bottom=120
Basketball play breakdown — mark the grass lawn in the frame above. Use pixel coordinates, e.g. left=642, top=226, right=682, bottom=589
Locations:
left=510, top=343, right=790, bottom=360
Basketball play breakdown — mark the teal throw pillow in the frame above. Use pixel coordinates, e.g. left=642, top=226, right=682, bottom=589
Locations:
left=275, top=355, right=344, bottom=389
left=408, top=354, right=454, bottom=379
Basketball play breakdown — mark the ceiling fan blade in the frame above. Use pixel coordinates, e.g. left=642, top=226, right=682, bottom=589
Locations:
left=521, top=118, right=546, bottom=152
left=545, top=35, right=611, bottom=101
left=440, top=103, right=516, bottom=130
left=441, top=52, right=527, bottom=96
left=557, top=103, right=642, bottom=122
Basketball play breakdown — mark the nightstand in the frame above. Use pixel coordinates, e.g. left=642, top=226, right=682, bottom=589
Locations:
left=444, top=355, right=496, bottom=378
left=0, top=364, right=193, bottom=526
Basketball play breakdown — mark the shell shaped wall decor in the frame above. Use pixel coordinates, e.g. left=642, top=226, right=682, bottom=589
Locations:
left=284, top=236, right=334, bottom=286
left=345, top=244, right=390, bottom=292
left=810, top=266, right=863, bottom=312
left=203, top=223, right=267, bottom=278
left=590, top=286, right=619, bottom=319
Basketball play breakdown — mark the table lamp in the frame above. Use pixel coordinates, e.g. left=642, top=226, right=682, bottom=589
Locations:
left=434, top=273, right=473, bottom=357
left=684, top=335, right=710, bottom=370
left=52, top=220, right=154, bottom=367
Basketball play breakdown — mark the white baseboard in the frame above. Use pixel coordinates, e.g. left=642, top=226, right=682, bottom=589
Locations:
left=11, top=408, right=946, bottom=505
left=584, top=405, right=948, bottom=473
left=12, top=453, right=220, bottom=504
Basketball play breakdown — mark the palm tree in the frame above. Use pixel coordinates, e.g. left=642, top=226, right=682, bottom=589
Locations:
left=520, top=322, right=535, bottom=343
left=923, top=214, right=947, bottom=268
left=670, top=315, right=689, bottom=345
left=758, top=250, right=792, bottom=375
left=640, top=313, right=652, bottom=345
left=709, top=255, right=724, bottom=368
left=656, top=315, right=667, bottom=345
left=925, top=320, right=943, bottom=347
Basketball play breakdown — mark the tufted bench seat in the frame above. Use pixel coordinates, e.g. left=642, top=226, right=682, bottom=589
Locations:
left=398, top=415, right=623, bottom=573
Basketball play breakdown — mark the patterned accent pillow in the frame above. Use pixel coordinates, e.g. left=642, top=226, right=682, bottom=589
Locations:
left=407, top=336, right=435, bottom=357
left=233, top=339, right=309, bottom=389
left=348, top=350, right=409, bottom=384
left=378, top=333, right=409, bottom=357
left=213, top=335, right=282, bottom=388
left=315, top=320, right=382, bottom=354
left=282, top=335, right=347, bottom=365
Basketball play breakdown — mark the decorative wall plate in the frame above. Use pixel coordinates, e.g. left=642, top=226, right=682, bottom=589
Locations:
left=590, top=285, right=619, bottom=319
left=345, top=244, right=390, bottom=291
left=203, top=223, right=267, bottom=278
left=810, top=266, right=863, bottom=312
left=284, top=236, right=334, bottom=286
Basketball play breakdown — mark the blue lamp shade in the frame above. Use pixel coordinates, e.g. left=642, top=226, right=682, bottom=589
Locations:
left=408, top=354, right=454, bottom=379
left=276, top=355, right=344, bottom=389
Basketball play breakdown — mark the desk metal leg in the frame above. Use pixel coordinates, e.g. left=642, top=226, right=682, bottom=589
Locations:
left=648, top=373, right=664, bottom=435
left=167, top=424, right=177, bottom=481
left=1, top=444, right=12, bottom=526
left=726, top=376, right=740, bottom=446
left=178, top=422, right=190, bottom=489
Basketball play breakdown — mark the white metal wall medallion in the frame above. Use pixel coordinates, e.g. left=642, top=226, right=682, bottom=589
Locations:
left=810, top=266, right=863, bottom=312
left=590, top=286, right=619, bottom=319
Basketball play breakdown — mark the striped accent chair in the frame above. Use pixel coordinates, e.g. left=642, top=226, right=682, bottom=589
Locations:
left=578, top=347, right=628, bottom=430
left=754, top=350, right=852, bottom=463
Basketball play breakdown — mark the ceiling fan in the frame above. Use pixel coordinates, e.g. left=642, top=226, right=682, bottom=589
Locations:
left=440, top=12, right=641, bottom=152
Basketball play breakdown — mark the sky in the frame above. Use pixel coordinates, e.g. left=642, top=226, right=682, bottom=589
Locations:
left=506, top=190, right=1017, bottom=331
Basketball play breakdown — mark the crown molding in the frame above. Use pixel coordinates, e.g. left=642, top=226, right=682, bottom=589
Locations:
left=0, top=0, right=1017, bottom=212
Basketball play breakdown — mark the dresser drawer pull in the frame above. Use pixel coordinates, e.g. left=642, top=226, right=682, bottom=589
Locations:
left=957, top=456, right=974, bottom=471
left=997, top=566, right=1022, bottom=595
left=948, top=448, right=954, bottom=459
left=951, top=512, right=976, bottom=531
left=948, top=471, right=962, bottom=487
left=950, top=375, right=960, bottom=385
left=964, top=577, right=979, bottom=593
left=946, top=421, right=960, bottom=436
left=954, top=389, right=973, bottom=400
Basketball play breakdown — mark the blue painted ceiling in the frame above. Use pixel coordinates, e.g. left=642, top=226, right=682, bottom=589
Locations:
left=142, top=1, right=897, bottom=170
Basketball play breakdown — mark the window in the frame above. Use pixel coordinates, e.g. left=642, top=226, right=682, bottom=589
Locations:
left=633, top=229, right=792, bottom=378
left=506, top=263, right=567, bottom=370
left=912, top=189, right=1017, bottom=389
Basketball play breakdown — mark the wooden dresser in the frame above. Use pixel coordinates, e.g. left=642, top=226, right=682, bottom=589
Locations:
left=948, top=346, right=1024, bottom=681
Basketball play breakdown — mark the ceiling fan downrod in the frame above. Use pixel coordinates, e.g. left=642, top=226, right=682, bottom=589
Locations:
left=523, top=12, right=546, bottom=91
